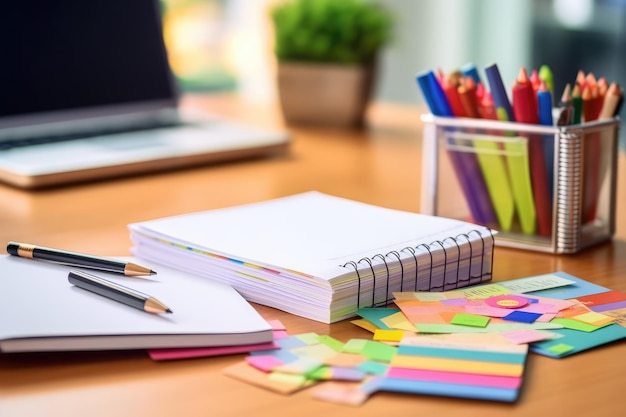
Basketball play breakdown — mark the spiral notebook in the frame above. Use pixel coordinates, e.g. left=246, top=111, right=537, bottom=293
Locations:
left=129, top=192, right=495, bottom=323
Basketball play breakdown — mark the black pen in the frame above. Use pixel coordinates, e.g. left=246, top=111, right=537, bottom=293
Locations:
left=7, top=241, right=156, bottom=277
left=68, top=270, right=172, bottom=314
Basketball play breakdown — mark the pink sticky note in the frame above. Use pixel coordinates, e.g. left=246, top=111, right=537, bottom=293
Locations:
left=267, top=319, right=287, bottom=330
left=519, top=303, right=559, bottom=314
left=535, top=313, right=557, bottom=322
left=148, top=340, right=279, bottom=361
left=246, top=355, right=284, bottom=372
left=440, top=298, right=468, bottom=306
left=500, top=329, right=555, bottom=344
left=273, top=330, right=290, bottom=339
left=387, top=367, right=522, bottom=389
left=465, top=305, right=511, bottom=318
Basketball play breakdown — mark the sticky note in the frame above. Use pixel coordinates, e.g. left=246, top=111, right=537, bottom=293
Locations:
left=503, top=311, right=542, bottom=323
left=342, top=339, right=368, bottom=354
left=294, top=332, right=322, bottom=345
left=573, top=311, right=615, bottom=326
left=373, top=329, right=405, bottom=342
left=310, top=381, right=370, bottom=406
left=307, top=367, right=366, bottom=381
left=277, top=335, right=309, bottom=349
left=274, top=357, right=321, bottom=374
left=547, top=343, right=575, bottom=355
left=380, top=311, right=419, bottom=331
left=316, top=335, right=344, bottom=351
left=500, top=329, right=558, bottom=344
left=351, top=319, right=379, bottom=333
left=450, top=313, right=490, bottom=327
left=362, top=341, right=397, bottom=362
left=223, top=362, right=314, bottom=395
left=246, top=355, right=284, bottom=372
left=323, top=352, right=367, bottom=368
left=269, top=371, right=309, bottom=386
left=551, top=318, right=607, bottom=332
left=290, top=343, right=337, bottom=361
left=356, top=361, right=389, bottom=375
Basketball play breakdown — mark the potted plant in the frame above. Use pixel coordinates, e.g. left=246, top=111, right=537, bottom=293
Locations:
left=270, top=0, right=393, bottom=127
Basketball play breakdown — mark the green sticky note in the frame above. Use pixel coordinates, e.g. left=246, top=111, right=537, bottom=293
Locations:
left=306, top=366, right=331, bottom=380
left=547, top=343, right=575, bottom=355
left=450, top=313, right=490, bottom=328
left=552, top=318, right=607, bottom=332
left=362, top=340, right=397, bottom=363
left=342, top=339, right=369, bottom=354
left=317, top=335, right=344, bottom=352
left=294, top=332, right=321, bottom=345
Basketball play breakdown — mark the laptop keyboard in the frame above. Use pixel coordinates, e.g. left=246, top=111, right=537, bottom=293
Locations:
left=0, top=120, right=183, bottom=151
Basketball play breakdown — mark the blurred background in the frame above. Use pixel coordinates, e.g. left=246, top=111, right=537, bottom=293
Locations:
left=161, top=0, right=625, bottom=111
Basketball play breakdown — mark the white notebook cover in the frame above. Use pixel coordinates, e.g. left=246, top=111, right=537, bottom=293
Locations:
left=0, top=255, right=272, bottom=353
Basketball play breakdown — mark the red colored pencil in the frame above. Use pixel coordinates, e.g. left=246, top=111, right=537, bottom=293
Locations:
left=512, top=67, right=551, bottom=237
left=458, top=76, right=481, bottom=118
left=442, top=74, right=467, bottom=117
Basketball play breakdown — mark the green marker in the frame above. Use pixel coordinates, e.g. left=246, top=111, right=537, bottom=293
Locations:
left=539, top=65, right=554, bottom=97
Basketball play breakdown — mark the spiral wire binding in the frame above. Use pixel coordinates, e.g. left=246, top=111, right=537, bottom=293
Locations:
left=342, top=228, right=494, bottom=310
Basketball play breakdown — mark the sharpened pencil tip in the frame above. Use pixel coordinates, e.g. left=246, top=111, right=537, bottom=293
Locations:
left=166, top=308, right=173, bottom=314
left=150, top=270, right=157, bottom=275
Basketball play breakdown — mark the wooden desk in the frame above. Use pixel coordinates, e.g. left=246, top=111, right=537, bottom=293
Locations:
left=1, top=95, right=625, bottom=417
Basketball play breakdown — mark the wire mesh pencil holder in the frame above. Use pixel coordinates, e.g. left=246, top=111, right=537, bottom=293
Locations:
left=420, top=114, right=620, bottom=253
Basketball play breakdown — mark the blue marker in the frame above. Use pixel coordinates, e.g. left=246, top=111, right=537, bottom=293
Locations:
left=415, top=70, right=453, bottom=116
left=538, top=82, right=555, bottom=199
left=485, top=63, right=515, bottom=122
left=461, top=62, right=481, bottom=84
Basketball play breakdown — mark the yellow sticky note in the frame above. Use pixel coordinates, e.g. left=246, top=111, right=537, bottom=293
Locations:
left=351, top=319, right=378, bottom=333
left=223, top=362, right=314, bottom=395
left=373, top=329, right=405, bottom=342
left=323, top=352, right=367, bottom=368
left=269, top=371, right=309, bottom=385
left=380, top=311, right=419, bottom=331
left=573, top=311, right=615, bottom=326
left=391, top=355, right=523, bottom=377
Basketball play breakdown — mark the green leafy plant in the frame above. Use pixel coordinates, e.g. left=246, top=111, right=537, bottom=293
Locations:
left=271, top=0, right=393, bottom=65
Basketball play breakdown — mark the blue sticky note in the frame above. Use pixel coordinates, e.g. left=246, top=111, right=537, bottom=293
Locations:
left=503, top=310, right=542, bottom=323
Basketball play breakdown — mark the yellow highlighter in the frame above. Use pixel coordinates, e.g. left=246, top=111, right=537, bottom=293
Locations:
left=473, top=137, right=516, bottom=232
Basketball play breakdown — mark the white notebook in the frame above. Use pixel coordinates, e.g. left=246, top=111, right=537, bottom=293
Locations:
left=0, top=255, right=272, bottom=353
left=129, top=192, right=495, bottom=323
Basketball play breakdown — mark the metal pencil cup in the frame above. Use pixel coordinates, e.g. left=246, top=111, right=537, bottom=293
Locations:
left=420, top=114, right=620, bottom=253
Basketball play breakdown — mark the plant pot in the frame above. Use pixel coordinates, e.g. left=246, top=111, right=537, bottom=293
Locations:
left=276, top=62, right=375, bottom=128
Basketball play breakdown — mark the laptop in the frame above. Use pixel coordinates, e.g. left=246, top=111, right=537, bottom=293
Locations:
left=0, top=1, right=289, bottom=189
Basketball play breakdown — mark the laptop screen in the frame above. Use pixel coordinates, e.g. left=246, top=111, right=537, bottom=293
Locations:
left=0, top=0, right=177, bottom=129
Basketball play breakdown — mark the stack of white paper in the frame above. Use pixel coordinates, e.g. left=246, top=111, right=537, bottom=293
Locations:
left=129, top=192, right=495, bottom=323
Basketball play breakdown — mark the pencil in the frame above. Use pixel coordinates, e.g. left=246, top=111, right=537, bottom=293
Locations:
left=599, top=82, right=623, bottom=120
left=571, top=84, right=583, bottom=124
left=68, top=270, right=172, bottom=314
left=6, top=241, right=156, bottom=276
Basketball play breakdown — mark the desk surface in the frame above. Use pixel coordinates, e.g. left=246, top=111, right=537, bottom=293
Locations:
left=1, top=94, right=625, bottom=417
